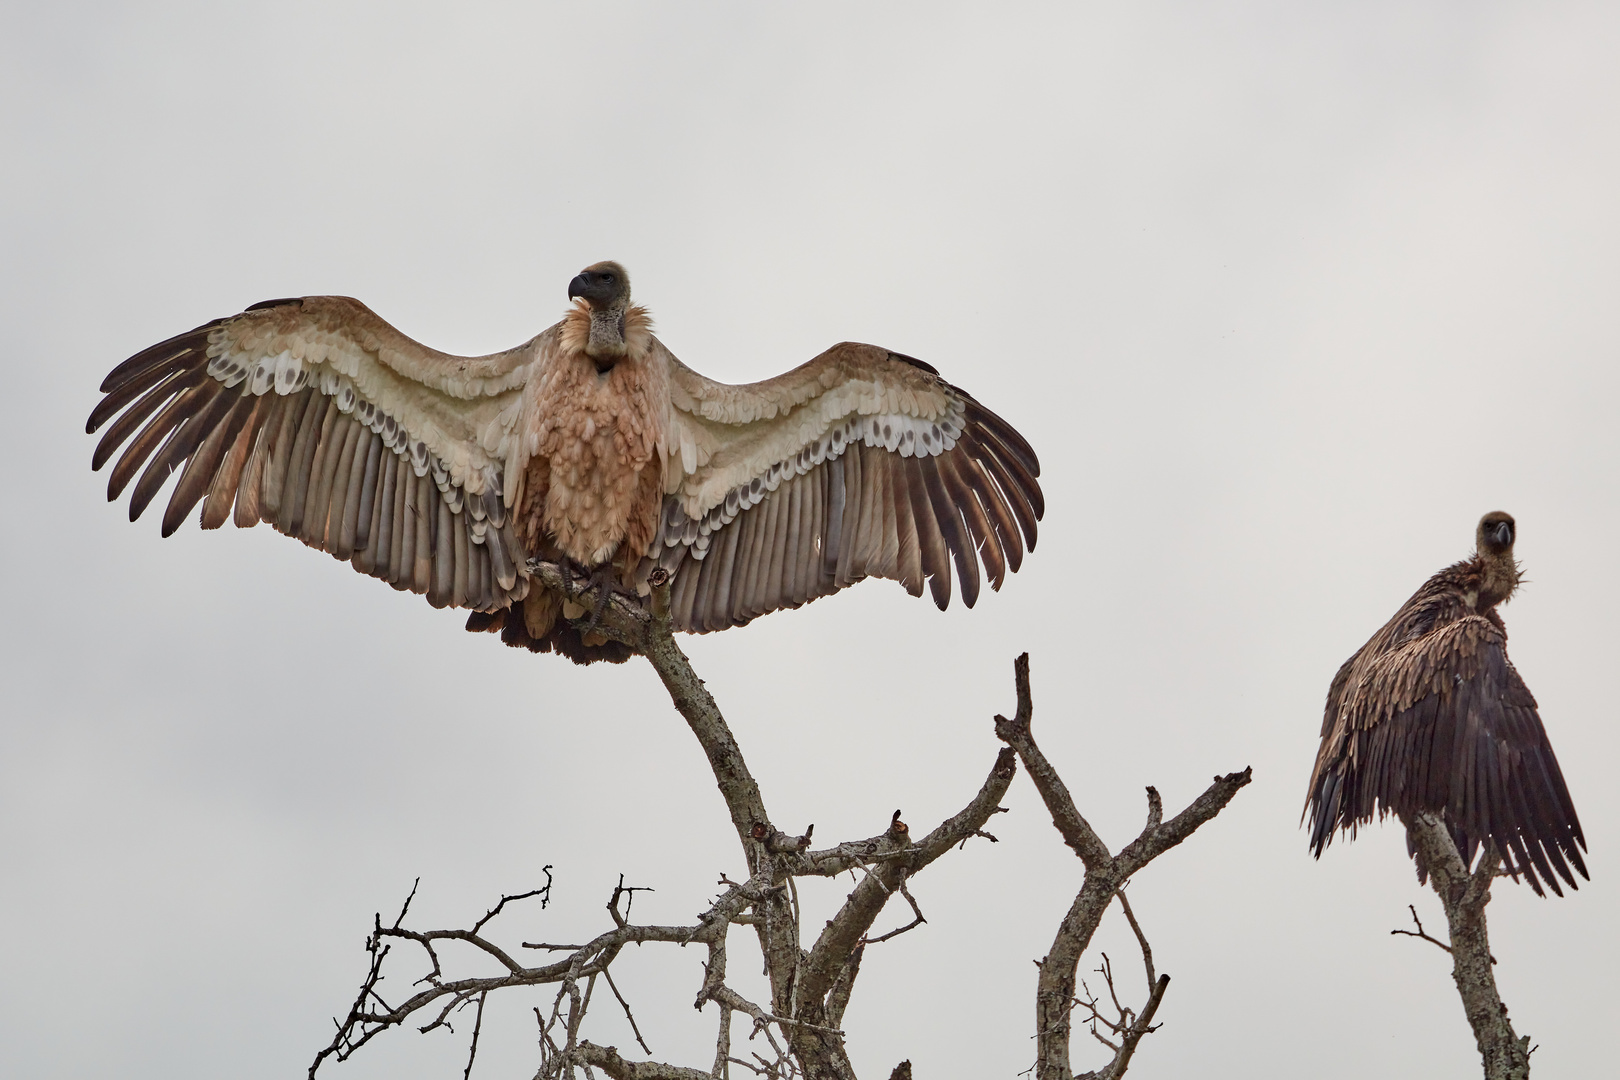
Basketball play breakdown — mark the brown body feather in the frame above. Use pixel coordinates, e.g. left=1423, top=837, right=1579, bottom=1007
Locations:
left=1305, top=513, right=1587, bottom=896
left=88, top=262, right=1044, bottom=664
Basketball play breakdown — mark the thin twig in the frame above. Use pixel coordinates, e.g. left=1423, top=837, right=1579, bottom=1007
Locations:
left=603, top=967, right=653, bottom=1055
left=462, top=992, right=486, bottom=1080
left=1390, top=904, right=1452, bottom=955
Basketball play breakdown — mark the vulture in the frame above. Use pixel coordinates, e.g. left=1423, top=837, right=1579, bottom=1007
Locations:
left=1304, top=512, right=1587, bottom=896
left=88, top=262, right=1043, bottom=663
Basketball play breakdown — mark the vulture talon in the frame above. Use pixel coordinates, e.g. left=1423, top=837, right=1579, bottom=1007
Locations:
left=581, top=565, right=627, bottom=635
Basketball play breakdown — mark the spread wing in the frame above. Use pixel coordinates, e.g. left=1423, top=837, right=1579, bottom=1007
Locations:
left=88, top=297, right=537, bottom=612
left=649, top=341, right=1043, bottom=632
left=1307, top=615, right=1587, bottom=896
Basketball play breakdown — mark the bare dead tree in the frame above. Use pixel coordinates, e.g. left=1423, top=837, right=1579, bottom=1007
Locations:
left=992, top=653, right=1251, bottom=1080
left=1397, top=813, right=1533, bottom=1080
left=309, top=566, right=1249, bottom=1079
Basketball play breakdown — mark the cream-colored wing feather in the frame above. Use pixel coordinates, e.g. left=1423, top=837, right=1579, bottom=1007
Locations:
left=651, top=341, right=1043, bottom=632
left=88, top=296, right=543, bottom=611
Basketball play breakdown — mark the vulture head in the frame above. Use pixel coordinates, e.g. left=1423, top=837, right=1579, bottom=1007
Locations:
left=568, top=261, right=631, bottom=309
left=1474, top=510, right=1520, bottom=608
left=568, top=261, right=634, bottom=366
left=1477, top=510, right=1516, bottom=556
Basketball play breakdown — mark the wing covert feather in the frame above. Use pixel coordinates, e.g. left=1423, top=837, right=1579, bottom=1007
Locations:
left=650, top=340, right=1042, bottom=631
left=1307, top=611, right=1586, bottom=896
left=89, top=298, right=534, bottom=614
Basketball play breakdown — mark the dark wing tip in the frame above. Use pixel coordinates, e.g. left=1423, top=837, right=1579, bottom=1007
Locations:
left=244, top=297, right=304, bottom=313
left=886, top=350, right=939, bottom=376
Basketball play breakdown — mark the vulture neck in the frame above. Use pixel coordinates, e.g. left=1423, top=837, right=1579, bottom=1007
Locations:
left=1472, top=549, right=1520, bottom=610
left=587, top=308, right=628, bottom=366
left=563, top=301, right=653, bottom=373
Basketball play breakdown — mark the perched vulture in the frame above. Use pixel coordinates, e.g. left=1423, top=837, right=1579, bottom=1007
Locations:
left=1305, top=512, right=1587, bottom=896
left=88, top=262, right=1043, bottom=663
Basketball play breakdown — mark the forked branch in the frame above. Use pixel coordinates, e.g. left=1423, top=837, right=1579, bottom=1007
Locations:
left=995, top=652, right=1251, bottom=1080
left=311, top=584, right=1246, bottom=1080
left=1402, top=813, right=1531, bottom=1080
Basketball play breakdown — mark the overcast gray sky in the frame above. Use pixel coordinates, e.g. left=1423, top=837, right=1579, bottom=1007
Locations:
left=3, top=3, right=1617, bottom=1077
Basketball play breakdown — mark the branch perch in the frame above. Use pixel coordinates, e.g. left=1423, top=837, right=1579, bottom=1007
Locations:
left=1403, top=813, right=1531, bottom=1080
left=311, top=582, right=1247, bottom=1080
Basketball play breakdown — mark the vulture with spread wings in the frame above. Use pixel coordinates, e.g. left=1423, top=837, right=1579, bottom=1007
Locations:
left=1305, top=512, right=1587, bottom=896
left=88, top=262, right=1043, bottom=663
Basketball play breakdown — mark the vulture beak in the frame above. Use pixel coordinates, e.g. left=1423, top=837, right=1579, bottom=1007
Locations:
left=1493, top=521, right=1513, bottom=547
left=567, top=274, right=591, bottom=302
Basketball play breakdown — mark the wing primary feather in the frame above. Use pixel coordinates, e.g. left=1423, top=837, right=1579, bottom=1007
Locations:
left=371, top=450, right=400, bottom=579
left=729, top=515, right=757, bottom=624
left=800, top=467, right=820, bottom=600
left=672, top=551, right=701, bottom=627
left=393, top=452, right=414, bottom=585
left=410, top=473, right=433, bottom=595
left=834, top=449, right=862, bottom=586
left=450, top=507, right=469, bottom=608
left=960, top=451, right=1022, bottom=573
left=729, top=496, right=759, bottom=618
left=400, top=469, right=422, bottom=590
left=904, top=456, right=953, bottom=610
left=1506, top=771, right=1563, bottom=894
left=354, top=436, right=388, bottom=574
left=806, top=466, right=822, bottom=595
left=279, top=394, right=332, bottom=535
left=920, top=456, right=977, bottom=607
left=202, top=393, right=267, bottom=529
left=823, top=460, right=845, bottom=579
left=758, top=488, right=787, bottom=614
left=432, top=483, right=455, bottom=604
left=92, top=367, right=201, bottom=472
left=470, top=535, right=490, bottom=610
left=98, top=321, right=220, bottom=394
left=352, top=431, right=383, bottom=551
left=854, top=443, right=887, bottom=576
left=977, top=425, right=1046, bottom=520
left=889, top=455, right=923, bottom=596
left=712, top=516, right=743, bottom=628
left=967, top=432, right=1040, bottom=551
left=88, top=351, right=195, bottom=436
left=307, top=412, right=355, bottom=545
left=487, top=523, right=516, bottom=590
left=692, top=530, right=721, bottom=630
left=332, top=424, right=371, bottom=558
left=164, top=388, right=256, bottom=536
left=323, top=419, right=362, bottom=553
left=236, top=393, right=287, bottom=528
left=963, top=396, right=1041, bottom=478
left=734, top=493, right=766, bottom=617
left=772, top=479, right=798, bottom=608
left=105, top=372, right=211, bottom=499
left=785, top=475, right=809, bottom=604
left=939, top=451, right=1003, bottom=593
left=761, top=484, right=788, bottom=612
left=481, top=541, right=496, bottom=609
left=126, top=380, right=230, bottom=521
left=261, top=388, right=312, bottom=520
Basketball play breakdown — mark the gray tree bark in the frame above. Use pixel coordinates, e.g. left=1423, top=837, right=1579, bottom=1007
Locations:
left=1403, top=813, right=1532, bottom=1080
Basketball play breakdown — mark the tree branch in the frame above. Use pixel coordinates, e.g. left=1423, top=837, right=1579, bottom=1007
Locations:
left=314, top=600, right=1242, bottom=1080
left=1404, top=813, right=1531, bottom=1080
left=574, top=1040, right=715, bottom=1080
left=994, top=653, right=1251, bottom=1080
